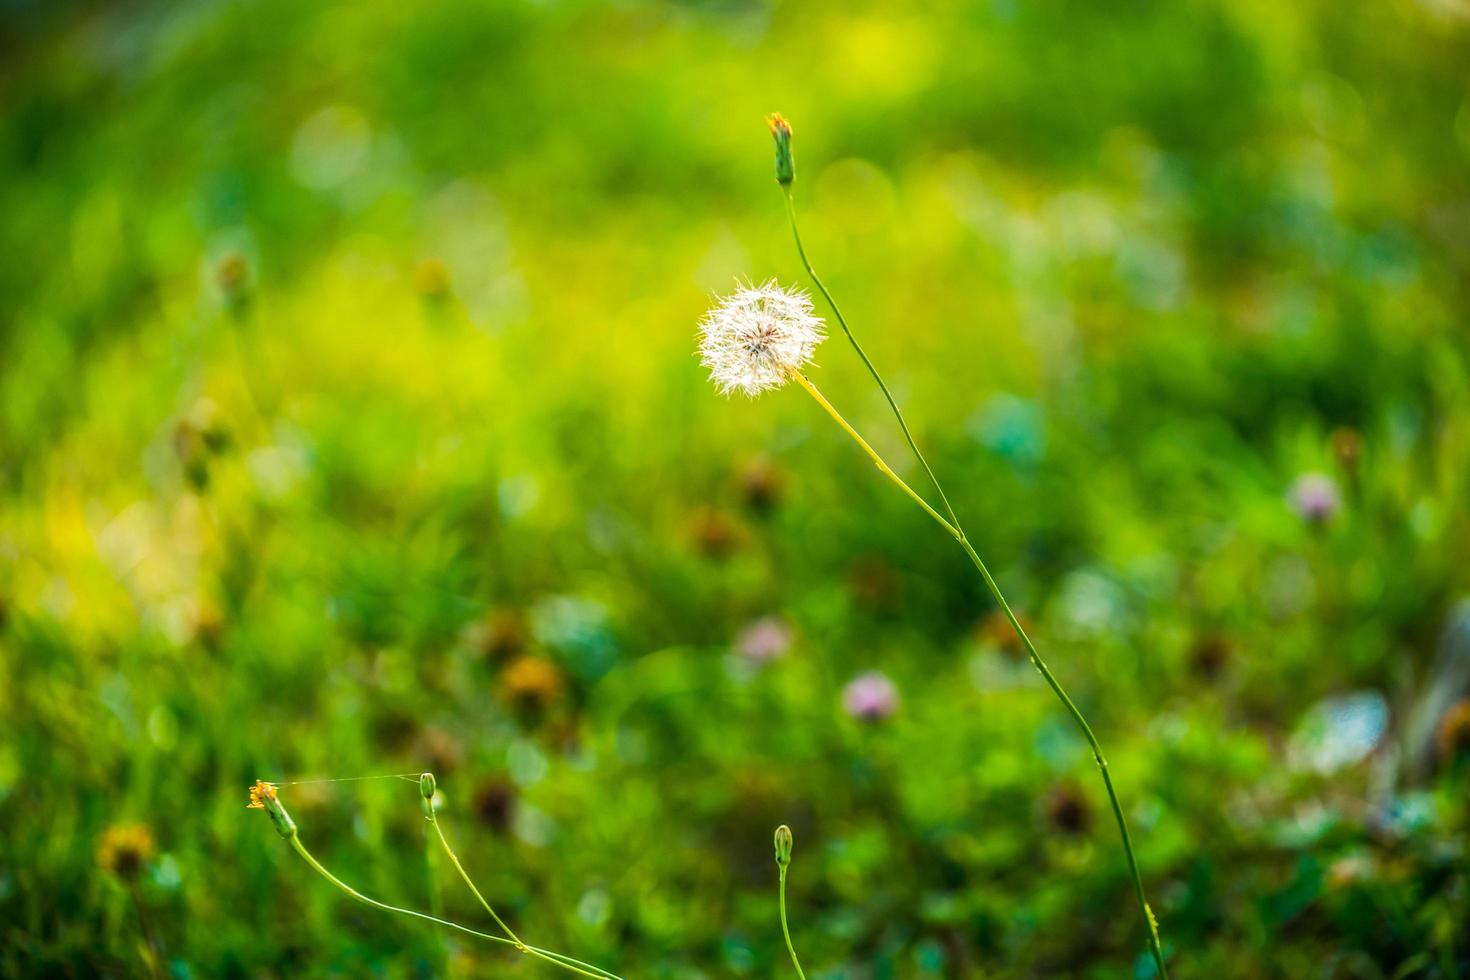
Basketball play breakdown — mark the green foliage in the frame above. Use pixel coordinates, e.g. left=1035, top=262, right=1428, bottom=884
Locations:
left=3, top=0, right=1470, bottom=976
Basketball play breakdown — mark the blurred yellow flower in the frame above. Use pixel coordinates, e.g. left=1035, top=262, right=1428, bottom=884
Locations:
left=97, top=823, right=155, bottom=880
left=501, top=656, right=564, bottom=712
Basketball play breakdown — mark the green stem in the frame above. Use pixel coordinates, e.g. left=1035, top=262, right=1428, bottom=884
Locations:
left=288, top=831, right=621, bottom=979
left=288, top=832, right=517, bottom=948
left=953, top=535, right=1166, bottom=978
left=427, top=812, right=624, bottom=980
left=427, top=814, right=523, bottom=947
left=791, top=374, right=1169, bottom=979
left=777, top=866, right=806, bottom=980
left=128, top=879, right=163, bottom=980
left=783, top=185, right=960, bottom=533
left=526, top=947, right=623, bottom=980
left=424, top=829, right=449, bottom=976
left=789, top=371, right=957, bottom=539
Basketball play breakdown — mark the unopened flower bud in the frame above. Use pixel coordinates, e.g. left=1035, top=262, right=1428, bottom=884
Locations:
left=774, top=824, right=793, bottom=868
left=768, top=114, right=794, bottom=186
left=420, top=772, right=436, bottom=800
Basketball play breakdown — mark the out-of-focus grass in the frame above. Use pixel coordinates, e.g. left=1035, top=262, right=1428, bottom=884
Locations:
left=2, top=0, right=1469, bottom=976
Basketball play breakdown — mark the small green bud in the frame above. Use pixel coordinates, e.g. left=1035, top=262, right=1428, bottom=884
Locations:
left=420, top=772, right=436, bottom=800
left=774, top=824, right=793, bottom=868
left=768, top=114, right=794, bottom=186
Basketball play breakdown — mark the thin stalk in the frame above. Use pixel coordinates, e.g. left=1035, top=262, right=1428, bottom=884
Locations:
left=791, top=372, right=1168, bottom=979
left=424, top=826, right=450, bottom=976
left=427, top=814, right=523, bottom=947
left=128, top=880, right=163, bottom=980
left=287, top=831, right=619, bottom=979
left=525, top=948, right=622, bottom=980
left=953, top=535, right=1164, bottom=978
left=288, top=831, right=517, bottom=947
left=777, top=866, right=805, bottom=980
left=427, top=812, right=625, bottom=980
left=789, top=372, right=957, bottom=539
left=782, top=186, right=960, bottom=532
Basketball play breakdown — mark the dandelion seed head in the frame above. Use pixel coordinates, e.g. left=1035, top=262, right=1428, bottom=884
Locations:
left=698, top=280, right=825, bottom=397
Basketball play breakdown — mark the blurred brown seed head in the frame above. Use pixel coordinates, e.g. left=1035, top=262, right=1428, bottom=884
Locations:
left=97, top=823, right=155, bottom=880
left=196, top=401, right=229, bottom=452
left=1045, top=783, right=1092, bottom=837
left=978, top=608, right=1033, bottom=659
left=738, top=455, right=786, bottom=514
left=1189, top=634, right=1231, bottom=681
left=371, top=708, right=418, bottom=753
left=172, top=399, right=229, bottom=491
left=473, top=779, right=517, bottom=834
left=849, top=554, right=897, bottom=608
left=468, top=609, right=528, bottom=663
left=689, top=507, right=741, bottom=560
left=1437, top=699, right=1470, bottom=763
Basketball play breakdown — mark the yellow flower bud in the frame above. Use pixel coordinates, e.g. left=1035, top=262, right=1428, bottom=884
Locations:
left=767, top=114, right=794, bottom=186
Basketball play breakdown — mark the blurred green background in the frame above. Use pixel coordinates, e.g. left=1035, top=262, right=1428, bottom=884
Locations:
left=3, top=0, right=1470, bottom=976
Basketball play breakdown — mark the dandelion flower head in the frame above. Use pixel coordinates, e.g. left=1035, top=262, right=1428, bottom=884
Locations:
left=699, top=280, right=825, bottom=397
left=97, top=823, right=155, bottom=879
left=247, top=780, right=278, bottom=809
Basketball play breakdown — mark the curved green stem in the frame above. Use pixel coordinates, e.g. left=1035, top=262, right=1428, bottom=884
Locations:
left=288, top=831, right=622, bottom=979
left=427, top=812, right=624, bottom=980
left=427, top=813, right=523, bottom=947
left=791, top=373, right=1168, bottom=979
left=783, top=186, right=960, bottom=533
left=523, top=948, right=621, bottom=980
left=777, top=866, right=806, bottom=980
left=288, top=831, right=517, bottom=948
left=953, top=535, right=1165, bottom=978
left=789, top=372, right=957, bottom=539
